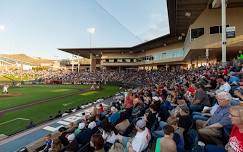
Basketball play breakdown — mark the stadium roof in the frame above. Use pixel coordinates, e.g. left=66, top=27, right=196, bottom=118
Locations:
left=59, top=0, right=243, bottom=58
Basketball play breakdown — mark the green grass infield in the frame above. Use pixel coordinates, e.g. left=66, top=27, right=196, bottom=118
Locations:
left=0, top=85, right=120, bottom=136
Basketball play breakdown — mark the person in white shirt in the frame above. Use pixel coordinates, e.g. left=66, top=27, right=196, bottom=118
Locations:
left=118, top=118, right=151, bottom=152
left=2, top=84, right=9, bottom=94
left=101, top=118, right=117, bottom=144
left=217, top=76, right=231, bottom=92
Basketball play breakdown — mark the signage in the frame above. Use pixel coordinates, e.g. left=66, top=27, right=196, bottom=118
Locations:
left=226, top=26, right=235, bottom=38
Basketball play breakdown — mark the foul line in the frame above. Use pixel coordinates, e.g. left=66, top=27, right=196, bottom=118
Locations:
left=0, top=118, right=30, bottom=126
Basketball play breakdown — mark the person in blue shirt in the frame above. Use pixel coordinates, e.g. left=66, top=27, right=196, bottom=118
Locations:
left=109, top=106, right=120, bottom=125
left=228, top=72, right=240, bottom=84
left=42, top=134, right=53, bottom=152
left=196, top=91, right=232, bottom=146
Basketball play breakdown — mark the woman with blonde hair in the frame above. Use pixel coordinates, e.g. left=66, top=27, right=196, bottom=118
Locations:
left=108, top=142, right=124, bottom=152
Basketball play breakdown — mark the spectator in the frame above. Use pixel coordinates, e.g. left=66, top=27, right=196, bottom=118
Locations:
left=196, top=91, right=232, bottom=146
left=51, top=138, right=62, bottom=152
left=66, top=122, right=77, bottom=133
left=178, top=105, right=192, bottom=131
left=91, top=106, right=98, bottom=118
left=144, top=103, right=157, bottom=129
left=58, top=127, right=69, bottom=147
left=74, top=122, right=86, bottom=136
left=98, top=104, right=104, bottom=113
left=90, top=134, right=105, bottom=152
left=156, top=125, right=177, bottom=152
left=227, top=105, right=243, bottom=151
left=228, top=72, right=240, bottom=85
left=124, top=90, right=134, bottom=116
left=109, top=106, right=120, bottom=125
left=234, top=81, right=243, bottom=100
left=66, top=133, right=79, bottom=152
left=76, top=122, right=92, bottom=145
left=108, top=142, right=124, bottom=152
left=41, top=134, right=53, bottom=152
left=131, top=96, right=144, bottom=120
left=101, top=118, right=118, bottom=151
left=217, top=75, right=231, bottom=92
left=168, top=116, right=184, bottom=152
left=192, top=102, right=219, bottom=121
left=88, top=121, right=98, bottom=134
left=118, top=118, right=151, bottom=152
left=190, top=83, right=210, bottom=112
left=205, top=105, right=243, bottom=152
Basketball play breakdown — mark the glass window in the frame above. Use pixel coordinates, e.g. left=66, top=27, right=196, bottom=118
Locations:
left=210, top=26, right=220, bottom=34
left=210, top=25, right=230, bottom=34
left=191, top=28, right=204, bottom=39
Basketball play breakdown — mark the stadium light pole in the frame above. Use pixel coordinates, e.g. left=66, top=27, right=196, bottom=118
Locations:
left=221, top=0, right=227, bottom=65
left=87, top=27, right=95, bottom=72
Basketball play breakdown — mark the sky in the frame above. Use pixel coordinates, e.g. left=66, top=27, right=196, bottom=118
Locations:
left=0, top=0, right=169, bottom=59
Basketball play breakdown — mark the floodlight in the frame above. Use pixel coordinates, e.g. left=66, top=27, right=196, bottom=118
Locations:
left=87, top=27, right=96, bottom=34
left=0, top=25, right=5, bottom=31
left=185, top=12, right=191, bottom=17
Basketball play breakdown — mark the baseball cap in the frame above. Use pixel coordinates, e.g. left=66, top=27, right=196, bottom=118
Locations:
left=88, top=121, right=96, bottom=129
left=135, top=118, right=146, bottom=129
left=67, top=133, right=75, bottom=141
left=152, top=96, right=160, bottom=101
left=78, top=122, right=85, bottom=129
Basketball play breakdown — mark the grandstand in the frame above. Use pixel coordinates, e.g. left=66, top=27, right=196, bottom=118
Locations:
left=0, top=0, right=243, bottom=152
left=60, top=0, right=243, bottom=72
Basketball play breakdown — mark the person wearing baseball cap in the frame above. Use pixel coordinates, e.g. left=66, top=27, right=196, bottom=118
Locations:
left=118, top=118, right=151, bottom=152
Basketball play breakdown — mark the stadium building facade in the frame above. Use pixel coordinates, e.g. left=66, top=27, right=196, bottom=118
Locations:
left=59, top=0, right=243, bottom=72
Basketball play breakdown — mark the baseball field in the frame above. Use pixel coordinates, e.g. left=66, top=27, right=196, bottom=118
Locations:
left=0, top=84, right=120, bottom=136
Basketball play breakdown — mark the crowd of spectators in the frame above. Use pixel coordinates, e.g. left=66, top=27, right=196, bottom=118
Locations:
left=17, top=61, right=243, bottom=152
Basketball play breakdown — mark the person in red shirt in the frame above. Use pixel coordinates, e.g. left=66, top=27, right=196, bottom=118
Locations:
left=186, top=83, right=196, bottom=97
left=98, top=104, right=104, bottom=113
left=124, top=90, right=134, bottom=116
left=206, top=105, right=243, bottom=152
left=223, top=68, right=229, bottom=76
left=227, top=106, right=243, bottom=152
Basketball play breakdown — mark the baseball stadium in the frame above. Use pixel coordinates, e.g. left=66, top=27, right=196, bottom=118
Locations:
left=0, top=0, right=243, bottom=152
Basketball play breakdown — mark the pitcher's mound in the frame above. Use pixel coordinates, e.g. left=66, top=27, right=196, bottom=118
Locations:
left=0, top=93, right=23, bottom=97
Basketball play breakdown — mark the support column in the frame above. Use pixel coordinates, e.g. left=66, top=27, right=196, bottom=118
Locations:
left=221, top=0, right=227, bottom=64
left=90, top=53, right=93, bottom=72
left=71, top=62, right=74, bottom=72
left=77, top=58, right=80, bottom=73
left=196, top=58, right=199, bottom=67
left=90, top=53, right=96, bottom=72
left=165, top=64, right=169, bottom=71
left=206, top=48, right=209, bottom=65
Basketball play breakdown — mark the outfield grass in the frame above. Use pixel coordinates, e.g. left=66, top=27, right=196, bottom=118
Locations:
left=0, top=85, right=119, bottom=136
left=0, top=85, right=89, bottom=110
